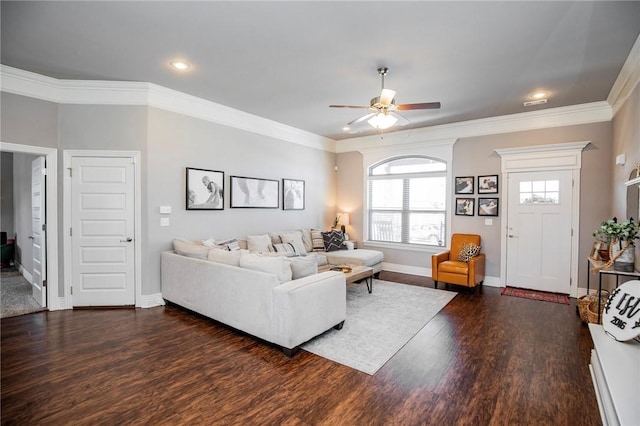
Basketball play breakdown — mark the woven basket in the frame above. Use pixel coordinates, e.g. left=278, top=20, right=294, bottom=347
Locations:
left=578, top=290, right=609, bottom=324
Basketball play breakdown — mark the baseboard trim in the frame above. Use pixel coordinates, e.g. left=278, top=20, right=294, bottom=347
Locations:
left=137, top=293, right=166, bottom=308
left=381, top=262, right=501, bottom=288
left=16, top=263, right=34, bottom=284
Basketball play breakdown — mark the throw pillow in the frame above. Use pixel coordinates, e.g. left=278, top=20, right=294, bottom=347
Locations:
left=321, top=230, right=345, bottom=252
left=247, top=234, right=274, bottom=253
left=173, top=239, right=210, bottom=259
left=290, top=256, right=318, bottom=280
left=273, top=243, right=297, bottom=257
left=239, top=252, right=292, bottom=283
left=202, top=237, right=217, bottom=248
left=207, top=248, right=243, bottom=266
left=299, top=229, right=314, bottom=253
left=457, top=243, right=481, bottom=262
left=215, top=238, right=241, bottom=251
left=311, top=229, right=325, bottom=252
left=280, top=231, right=307, bottom=256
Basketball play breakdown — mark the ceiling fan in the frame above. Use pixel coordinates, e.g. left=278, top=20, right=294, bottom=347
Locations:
left=330, top=67, right=441, bottom=130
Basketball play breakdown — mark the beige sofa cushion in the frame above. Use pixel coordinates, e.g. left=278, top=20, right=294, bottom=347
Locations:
left=247, top=234, right=274, bottom=253
left=239, top=252, right=292, bottom=283
left=208, top=248, right=244, bottom=266
left=290, top=256, right=318, bottom=280
left=173, top=239, right=209, bottom=259
left=280, top=231, right=307, bottom=255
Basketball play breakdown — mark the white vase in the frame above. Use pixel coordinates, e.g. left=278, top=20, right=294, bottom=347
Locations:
left=612, top=242, right=635, bottom=272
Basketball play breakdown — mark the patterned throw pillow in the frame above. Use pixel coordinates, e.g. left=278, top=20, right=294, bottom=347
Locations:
left=311, top=229, right=326, bottom=252
left=457, top=243, right=481, bottom=262
left=321, top=230, right=345, bottom=252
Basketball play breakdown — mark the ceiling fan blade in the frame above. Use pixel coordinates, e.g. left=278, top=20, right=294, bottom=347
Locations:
left=329, top=104, right=369, bottom=109
left=347, top=112, right=375, bottom=126
left=379, top=89, right=396, bottom=106
left=396, top=102, right=441, bottom=111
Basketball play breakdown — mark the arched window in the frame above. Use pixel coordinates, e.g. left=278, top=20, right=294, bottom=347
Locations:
left=367, top=156, right=446, bottom=246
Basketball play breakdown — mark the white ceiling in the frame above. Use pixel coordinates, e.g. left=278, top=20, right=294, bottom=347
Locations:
left=2, top=1, right=639, bottom=141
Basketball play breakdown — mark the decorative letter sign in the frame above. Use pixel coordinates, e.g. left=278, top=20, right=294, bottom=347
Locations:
left=603, top=280, right=640, bottom=341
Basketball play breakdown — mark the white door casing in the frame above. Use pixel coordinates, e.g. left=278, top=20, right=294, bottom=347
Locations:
left=506, top=170, right=573, bottom=293
left=67, top=153, right=139, bottom=307
left=496, top=142, right=588, bottom=298
left=31, top=156, right=47, bottom=307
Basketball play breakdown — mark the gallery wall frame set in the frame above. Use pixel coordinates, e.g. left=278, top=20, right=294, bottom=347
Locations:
left=186, top=168, right=305, bottom=210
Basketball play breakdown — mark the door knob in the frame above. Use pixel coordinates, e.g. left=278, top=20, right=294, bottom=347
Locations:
left=508, top=234, right=515, bottom=238
left=120, top=237, right=133, bottom=243
left=28, top=235, right=34, bottom=240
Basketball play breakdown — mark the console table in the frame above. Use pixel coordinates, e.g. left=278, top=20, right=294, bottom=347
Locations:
left=586, top=258, right=640, bottom=323
left=588, top=324, right=640, bottom=426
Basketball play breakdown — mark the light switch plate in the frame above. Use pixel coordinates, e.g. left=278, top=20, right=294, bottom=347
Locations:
left=160, top=217, right=170, bottom=227
left=159, top=206, right=172, bottom=214
left=484, top=218, right=493, bottom=226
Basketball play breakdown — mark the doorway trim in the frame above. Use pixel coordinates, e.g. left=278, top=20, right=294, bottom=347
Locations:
left=0, top=142, right=60, bottom=310
left=495, top=141, right=589, bottom=298
left=62, top=150, right=142, bottom=308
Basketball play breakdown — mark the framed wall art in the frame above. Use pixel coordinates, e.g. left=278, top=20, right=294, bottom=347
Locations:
left=478, top=198, right=499, bottom=216
left=455, top=176, right=474, bottom=194
left=455, top=198, right=474, bottom=216
left=230, top=175, right=279, bottom=208
left=186, top=167, right=224, bottom=210
left=478, top=174, right=499, bottom=194
left=282, top=178, right=305, bottom=210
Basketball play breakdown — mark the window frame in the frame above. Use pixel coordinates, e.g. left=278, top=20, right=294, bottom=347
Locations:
left=365, top=155, right=449, bottom=250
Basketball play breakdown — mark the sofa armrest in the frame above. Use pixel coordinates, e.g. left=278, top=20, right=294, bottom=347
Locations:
left=272, top=271, right=346, bottom=349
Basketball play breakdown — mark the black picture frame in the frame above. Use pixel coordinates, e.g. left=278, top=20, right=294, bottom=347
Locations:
left=478, top=197, right=499, bottom=216
left=186, top=167, right=224, bottom=210
left=455, top=198, right=475, bottom=216
left=455, top=176, right=474, bottom=194
left=282, top=178, right=305, bottom=210
left=230, top=175, right=279, bottom=208
left=478, top=174, right=499, bottom=194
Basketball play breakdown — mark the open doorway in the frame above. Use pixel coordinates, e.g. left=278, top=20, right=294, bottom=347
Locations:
left=0, top=142, right=60, bottom=312
left=0, top=151, right=47, bottom=317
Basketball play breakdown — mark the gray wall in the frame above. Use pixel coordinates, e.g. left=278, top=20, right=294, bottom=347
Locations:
left=612, top=83, right=640, bottom=271
left=145, top=108, right=336, bottom=294
left=1, top=93, right=338, bottom=298
left=1, top=152, right=14, bottom=238
left=336, top=121, right=613, bottom=289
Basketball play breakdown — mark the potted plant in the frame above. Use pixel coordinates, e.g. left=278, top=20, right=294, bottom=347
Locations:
left=593, top=217, right=640, bottom=271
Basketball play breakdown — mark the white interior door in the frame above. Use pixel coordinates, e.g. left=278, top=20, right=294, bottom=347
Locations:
left=31, top=157, right=46, bottom=307
left=71, top=156, right=135, bottom=306
left=506, top=170, right=573, bottom=294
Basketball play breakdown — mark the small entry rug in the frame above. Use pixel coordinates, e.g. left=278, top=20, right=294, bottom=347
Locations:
left=501, top=286, right=569, bottom=305
left=1, top=267, right=45, bottom=318
left=302, top=280, right=456, bottom=375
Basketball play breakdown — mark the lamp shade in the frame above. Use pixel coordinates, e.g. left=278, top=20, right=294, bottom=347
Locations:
left=338, top=213, right=350, bottom=226
left=368, top=112, right=397, bottom=130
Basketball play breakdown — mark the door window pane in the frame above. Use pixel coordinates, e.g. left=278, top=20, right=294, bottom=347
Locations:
left=520, top=180, right=560, bottom=204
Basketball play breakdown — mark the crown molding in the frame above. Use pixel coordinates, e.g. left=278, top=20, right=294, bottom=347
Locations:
left=0, top=65, right=336, bottom=153
left=336, top=101, right=611, bottom=153
left=608, top=34, right=640, bottom=117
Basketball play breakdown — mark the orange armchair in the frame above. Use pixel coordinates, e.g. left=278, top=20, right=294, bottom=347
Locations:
left=432, top=233, right=485, bottom=289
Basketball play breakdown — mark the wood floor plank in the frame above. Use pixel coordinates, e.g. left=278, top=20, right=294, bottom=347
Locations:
left=1, top=272, right=601, bottom=425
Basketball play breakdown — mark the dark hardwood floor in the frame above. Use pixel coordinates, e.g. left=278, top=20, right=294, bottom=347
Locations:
left=1, top=272, right=601, bottom=425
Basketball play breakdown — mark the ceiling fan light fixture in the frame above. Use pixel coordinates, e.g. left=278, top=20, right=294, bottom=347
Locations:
left=368, top=112, right=397, bottom=130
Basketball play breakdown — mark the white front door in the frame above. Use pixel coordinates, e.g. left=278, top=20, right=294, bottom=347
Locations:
left=71, top=156, right=135, bottom=306
left=506, top=170, right=573, bottom=294
left=31, top=157, right=46, bottom=307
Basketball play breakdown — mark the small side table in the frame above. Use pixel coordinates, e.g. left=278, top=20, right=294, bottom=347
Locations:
left=586, top=257, right=640, bottom=323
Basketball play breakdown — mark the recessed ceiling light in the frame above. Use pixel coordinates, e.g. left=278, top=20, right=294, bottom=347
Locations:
left=170, top=60, right=190, bottom=71
left=531, top=91, right=548, bottom=99
left=343, top=126, right=350, bottom=131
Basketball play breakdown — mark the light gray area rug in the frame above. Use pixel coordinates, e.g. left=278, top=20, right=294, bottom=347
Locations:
left=302, top=279, right=456, bottom=375
left=1, top=268, right=45, bottom=319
